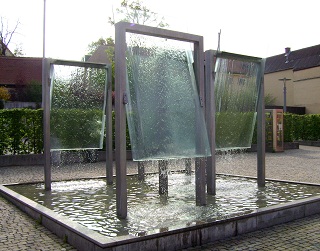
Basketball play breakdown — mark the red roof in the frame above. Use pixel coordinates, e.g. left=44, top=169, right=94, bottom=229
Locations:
left=0, top=57, right=42, bottom=86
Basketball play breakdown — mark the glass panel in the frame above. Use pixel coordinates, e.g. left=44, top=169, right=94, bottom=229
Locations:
left=214, top=57, right=260, bottom=150
left=126, top=33, right=211, bottom=161
left=50, top=65, right=107, bottom=151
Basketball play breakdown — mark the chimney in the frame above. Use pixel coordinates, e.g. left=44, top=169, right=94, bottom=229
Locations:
left=285, top=47, right=291, bottom=55
left=284, top=47, right=291, bottom=63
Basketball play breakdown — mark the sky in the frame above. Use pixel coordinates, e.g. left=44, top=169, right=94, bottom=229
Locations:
left=1, top=0, right=319, bottom=61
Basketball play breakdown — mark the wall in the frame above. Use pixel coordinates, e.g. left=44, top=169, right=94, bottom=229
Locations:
left=293, top=67, right=320, bottom=114
left=264, top=66, right=320, bottom=114
left=264, top=70, right=294, bottom=107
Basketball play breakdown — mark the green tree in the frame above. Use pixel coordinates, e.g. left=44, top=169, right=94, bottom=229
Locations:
left=108, top=0, right=168, bottom=28
left=87, top=1, right=168, bottom=91
left=87, top=37, right=115, bottom=55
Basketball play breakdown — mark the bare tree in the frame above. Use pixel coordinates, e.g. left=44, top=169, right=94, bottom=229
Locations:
left=0, top=17, right=20, bottom=56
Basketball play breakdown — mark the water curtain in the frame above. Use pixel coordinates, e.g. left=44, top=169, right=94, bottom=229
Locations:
left=125, top=33, right=210, bottom=161
left=214, top=57, right=260, bottom=150
left=50, top=64, right=107, bottom=150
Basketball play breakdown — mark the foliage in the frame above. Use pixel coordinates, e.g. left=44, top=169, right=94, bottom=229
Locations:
left=0, top=109, right=43, bottom=155
left=0, top=108, right=132, bottom=155
left=51, top=67, right=106, bottom=109
left=0, top=86, right=10, bottom=101
left=13, top=43, right=24, bottom=56
left=108, top=0, right=168, bottom=27
left=51, top=109, right=104, bottom=149
left=286, top=113, right=320, bottom=141
left=9, top=81, right=42, bottom=103
left=86, top=37, right=115, bottom=90
left=264, top=93, right=276, bottom=106
left=216, top=112, right=256, bottom=149
left=25, top=81, right=42, bottom=103
left=87, top=37, right=115, bottom=55
left=252, top=113, right=320, bottom=144
left=1, top=108, right=319, bottom=155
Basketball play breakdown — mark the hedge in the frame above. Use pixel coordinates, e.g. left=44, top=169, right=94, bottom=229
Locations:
left=0, top=109, right=130, bottom=155
left=0, top=109, right=319, bottom=155
left=0, top=109, right=43, bottom=155
left=252, top=113, right=320, bottom=144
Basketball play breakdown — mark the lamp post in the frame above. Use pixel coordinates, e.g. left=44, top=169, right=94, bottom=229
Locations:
left=278, top=77, right=291, bottom=113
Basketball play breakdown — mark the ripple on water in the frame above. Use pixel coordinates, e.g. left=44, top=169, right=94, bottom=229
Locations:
left=9, top=173, right=320, bottom=237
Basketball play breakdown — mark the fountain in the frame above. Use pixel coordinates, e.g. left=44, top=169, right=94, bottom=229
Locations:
left=1, top=22, right=320, bottom=251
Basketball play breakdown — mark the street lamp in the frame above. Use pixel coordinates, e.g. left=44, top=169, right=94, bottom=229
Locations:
left=278, top=77, right=291, bottom=113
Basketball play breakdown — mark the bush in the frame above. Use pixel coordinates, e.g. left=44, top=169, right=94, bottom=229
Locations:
left=0, top=109, right=131, bottom=155
left=0, top=109, right=43, bottom=154
left=1, top=109, right=320, bottom=155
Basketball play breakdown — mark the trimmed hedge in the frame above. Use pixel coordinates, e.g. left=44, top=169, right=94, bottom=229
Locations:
left=0, top=109, right=131, bottom=155
left=0, top=109, right=43, bottom=155
left=216, top=112, right=256, bottom=149
left=0, top=109, right=319, bottom=155
left=284, top=113, right=320, bottom=141
left=252, top=113, right=320, bottom=144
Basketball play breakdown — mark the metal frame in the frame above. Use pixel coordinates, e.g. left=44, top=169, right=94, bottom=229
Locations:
left=115, top=22, right=206, bottom=219
left=204, top=50, right=217, bottom=195
left=43, top=59, right=112, bottom=190
left=204, top=50, right=266, bottom=192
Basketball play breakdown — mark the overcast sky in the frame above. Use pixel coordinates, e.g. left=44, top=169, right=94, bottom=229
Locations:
left=2, top=0, right=319, bottom=60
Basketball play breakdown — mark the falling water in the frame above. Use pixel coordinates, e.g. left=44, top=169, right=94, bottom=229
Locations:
left=214, top=57, right=260, bottom=150
left=125, top=33, right=210, bottom=161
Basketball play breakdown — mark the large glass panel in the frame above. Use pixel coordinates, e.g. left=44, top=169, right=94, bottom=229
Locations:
left=50, top=65, right=107, bottom=150
left=126, top=33, right=211, bottom=161
left=214, top=57, right=260, bottom=150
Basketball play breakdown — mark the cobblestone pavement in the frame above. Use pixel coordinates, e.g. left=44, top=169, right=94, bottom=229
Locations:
left=0, top=145, right=320, bottom=250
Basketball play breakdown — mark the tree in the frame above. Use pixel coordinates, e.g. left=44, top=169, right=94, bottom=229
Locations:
left=108, top=0, right=168, bottom=28
left=87, top=1, right=168, bottom=91
left=87, top=37, right=115, bottom=55
left=0, top=17, right=20, bottom=56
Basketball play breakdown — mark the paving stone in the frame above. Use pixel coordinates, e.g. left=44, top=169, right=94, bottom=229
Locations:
left=1, top=145, right=320, bottom=250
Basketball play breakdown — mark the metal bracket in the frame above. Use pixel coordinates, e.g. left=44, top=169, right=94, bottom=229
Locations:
left=123, top=92, right=128, bottom=104
left=199, top=96, right=204, bottom=107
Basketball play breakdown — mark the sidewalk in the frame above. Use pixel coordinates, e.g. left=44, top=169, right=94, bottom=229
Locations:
left=0, top=145, right=320, bottom=250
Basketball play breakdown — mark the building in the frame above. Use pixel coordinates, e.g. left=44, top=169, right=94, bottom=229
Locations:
left=0, top=56, right=42, bottom=105
left=0, top=57, right=42, bottom=88
left=264, top=44, right=320, bottom=114
left=85, top=45, right=112, bottom=65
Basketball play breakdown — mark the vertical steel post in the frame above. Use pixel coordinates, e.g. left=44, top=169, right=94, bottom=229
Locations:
left=194, top=37, right=207, bottom=206
left=257, top=59, right=266, bottom=187
left=138, top=162, right=145, bottom=181
left=43, top=59, right=51, bottom=190
left=114, top=22, right=207, bottom=211
left=204, top=50, right=216, bottom=195
left=115, top=22, right=128, bottom=219
left=159, top=160, right=169, bottom=195
left=106, top=66, right=113, bottom=185
left=184, top=158, right=192, bottom=175
left=42, top=0, right=51, bottom=191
